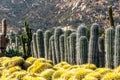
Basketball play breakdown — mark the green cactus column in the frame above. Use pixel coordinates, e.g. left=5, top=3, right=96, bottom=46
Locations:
left=77, top=36, right=88, bottom=65
left=36, top=29, right=44, bottom=58
left=76, top=25, right=87, bottom=64
left=67, top=36, right=70, bottom=63
left=98, top=37, right=105, bottom=67
left=69, top=33, right=76, bottom=64
left=88, top=23, right=99, bottom=67
left=114, top=25, right=120, bottom=68
left=44, top=30, right=51, bottom=59
left=50, top=35, right=56, bottom=64
left=32, top=33, right=38, bottom=58
left=105, top=27, right=115, bottom=68
left=54, top=27, right=63, bottom=63
left=59, top=34, right=64, bottom=61
left=64, top=30, right=72, bottom=62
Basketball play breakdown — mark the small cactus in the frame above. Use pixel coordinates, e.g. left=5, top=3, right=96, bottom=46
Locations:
left=36, top=29, right=44, bottom=58
left=105, top=27, right=115, bottom=68
left=77, top=36, right=88, bottom=65
left=69, top=32, right=76, bottom=64
left=114, top=25, right=120, bottom=68
left=88, top=23, right=99, bottom=67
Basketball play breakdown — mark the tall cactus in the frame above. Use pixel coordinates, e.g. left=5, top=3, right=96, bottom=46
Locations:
left=76, top=25, right=87, bottom=63
left=67, top=36, right=70, bottom=63
left=0, top=18, right=9, bottom=56
left=44, top=30, right=51, bottom=59
left=98, top=37, right=105, bottom=67
left=59, top=34, right=64, bottom=61
left=105, top=27, right=115, bottom=68
left=36, top=29, right=44, bottom=58
left=49, top=35, right=56, bottom=64
left=77, top=36, right=88, bottom=65
left=32, top=33, right=38, bottom=58
left=88, top=23, right=99, bottom=67
left=69, top=33, right=76, bottom=64
left=54, top=27, right=63, bottom=63
left=114, top=25, right=120, bottom=68
left=64, top=30, right=72, bottom=62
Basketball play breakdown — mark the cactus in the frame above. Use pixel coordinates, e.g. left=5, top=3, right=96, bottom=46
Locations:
left=15, top=36, right=19, bottom=49
left=59, top=34, right=64, bottom=61
left=44, top=30, right=51, bottom=59
left=108, top=6, right=114, bottom=28
left=76, top=25, right=87, bottom=63
left=88, top=23, right=99, bottom=67
left=64, top=30, right=72, bottom=62
left=105, top=27, right=115, bottom=68
left=54, top=27, right=63, bottom=63
left=114, top=25, right=120, bottom=68
left=77, top=36, right=88, bottom=65
left=98, top=37, right=105, bottom=67
left=49, top=35, right=56, bottom=64
left=36, top=29, right=44, bottom=58
left=67, top=36, right=70, bottom=63
left=0, top=18, right=9, bottom=56
left=69, top=32, right=76, bottom=64
left=32, top=33, right=38, bottom=58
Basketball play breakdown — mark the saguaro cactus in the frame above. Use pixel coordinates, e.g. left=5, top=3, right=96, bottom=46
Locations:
left=64, top=30, right=72, bottom=62
left=36, top=29, right=44, bottom=58
left=54, top=27, right=63, bottom=63
left=105, top=27, right=115, bottom=68
left=69, top=32, right=76, bottom=64
left=59, top=34, right=64, bottom=61
left=98, top=37, right=105, bottom=67
left=0, top=18, right=9, bottom=56
left=32, top=33, right=38, bottom=58
left=114, top=25, right=120, bottom=68
left=44, top=30, right=51, bottom=59
left=88, top=23, right=99, bottom=67
left=76, top=25, right=87, bottom=63
left=77, top=36, right=88, bottom=65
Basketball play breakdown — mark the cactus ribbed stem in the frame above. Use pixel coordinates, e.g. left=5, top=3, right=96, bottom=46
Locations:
left=88, top=23, right=99, bottom=67
left=105, top=27, right=115, bottom=68
left=36, top=29, right=44, bottom=58
left=67, top=36, right=70, bottom=63
left=2, top=18, right=7, bottom=36
left=77, top=36, right=88, bottom=65
left=69, top=33, right=76, bottom=64
left=44, top=30, right=51, bottom=59
left=114, top=25, right=120, bottom=68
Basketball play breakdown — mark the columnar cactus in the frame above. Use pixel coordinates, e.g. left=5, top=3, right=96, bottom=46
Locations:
left=49, top=35, right=56, bottom=64
left=67, top=36, right=70, bottom=63
left=54, top=27, right=63, bottom=63
left=77, top=36, right=88, bottom=65
left=105, top=27, right=115, bottom=68
left=88, top=23, right=99, bottom=67
left=36, top=29, right=44, bottom=58
left=69, top=33, right=76, bottom=64
left=0, top=18, right=9, bottom=56
left=59, top=34, right=64, bottom=61
left=44, top=30, right=51, bottom=59
left=76, top=25, right=87, bottom=63
left=64, top=30, right=72, bottom=62
left=114, top=25, right=120, bottom=68
left=98, top=37, right=105, bottom=67
left=32, top=33, right=38, bottom=58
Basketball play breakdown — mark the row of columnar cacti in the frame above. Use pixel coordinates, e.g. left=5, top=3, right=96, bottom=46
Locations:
left=31, top=23, right=120, bottom=68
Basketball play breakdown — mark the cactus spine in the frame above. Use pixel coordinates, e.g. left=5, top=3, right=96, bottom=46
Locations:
left=76, top=25, right=87, bottom=64
left=32, top=33, right=38, bottom=58
left=88, top=23, right=99, bottom=67
left=77, top=36, right=88, bottom=64
left=69, top=33, right=76, bottom=64
left=114, top=25, right=120, bottom=68
left=36, top=29, right=44, bottom=58
left=44, top=30, right=51, bottom=59
left=59, top=34, right=64, bottom=61
left=98, top=37, right=105, bottom=67
left=64, top=30, right=72, bottom=62
left=54, top=27, right=63, bottom=63
left=105, top=27, right=115, bottom=68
